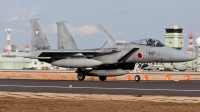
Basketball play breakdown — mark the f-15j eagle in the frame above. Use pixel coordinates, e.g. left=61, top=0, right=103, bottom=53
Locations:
left=22, top=19, right=194, bottom=82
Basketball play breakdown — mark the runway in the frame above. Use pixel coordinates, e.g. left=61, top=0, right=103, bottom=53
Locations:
left=0, top=79, right=200, bottom=96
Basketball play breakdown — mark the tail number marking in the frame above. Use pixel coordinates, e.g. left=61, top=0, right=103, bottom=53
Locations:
left=37, top=46, right=50, bottom=50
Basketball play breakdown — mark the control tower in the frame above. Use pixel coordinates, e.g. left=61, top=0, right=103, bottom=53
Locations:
left=164, top=26, right=184, bottom=50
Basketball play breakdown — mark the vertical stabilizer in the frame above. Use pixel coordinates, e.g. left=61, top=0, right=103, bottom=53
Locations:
left=30, top=19, right=51, bottom=50
left=95, top=24, right=116, bottom=47
left=57, top=21, right=78, bottom=50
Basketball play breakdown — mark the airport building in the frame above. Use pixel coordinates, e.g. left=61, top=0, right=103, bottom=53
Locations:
left=0, top=51, right=52, bottom=70
left=0, top=28, right=53, bottom=70
left=164, top=26, right=184, bottom=50
left=188, top=37, right=200, bottom=71
left=0, top=52, right=30, bottom=69
left=164, top=25, right=185, bottom=68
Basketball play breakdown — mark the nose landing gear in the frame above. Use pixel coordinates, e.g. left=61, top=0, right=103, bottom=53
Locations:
left=133, top=63, right=143, bottom=82
left=134, top=75, right=140, bottom=82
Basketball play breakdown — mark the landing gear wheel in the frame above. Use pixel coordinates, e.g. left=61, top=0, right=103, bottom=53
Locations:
left=99, top=76, right=107, bottom=81
left=77, top=72, right=85, bottom=81
left=135, top=75, right=140, bottom=82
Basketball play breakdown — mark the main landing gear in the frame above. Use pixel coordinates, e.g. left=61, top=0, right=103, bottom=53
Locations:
left=76, top=68, right=107, bottom=81
left=77, top=73, right=107, bottom=81
left=77, top=72, right=85, bottom=81
left=99, top=76, right=107, bottom=81
left=134, top=75, right=140, bottom=82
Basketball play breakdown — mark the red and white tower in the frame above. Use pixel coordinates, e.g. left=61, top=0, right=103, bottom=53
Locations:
left=187, top=34, right=194, bottom=51
left=5, top=28, right=12, bottom=52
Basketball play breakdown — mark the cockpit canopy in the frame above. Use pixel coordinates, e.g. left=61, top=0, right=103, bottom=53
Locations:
left=130, top=38, right=165, bottom=47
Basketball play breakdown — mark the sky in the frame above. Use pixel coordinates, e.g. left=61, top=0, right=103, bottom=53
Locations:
left=0, top=0, right=200, bottom=51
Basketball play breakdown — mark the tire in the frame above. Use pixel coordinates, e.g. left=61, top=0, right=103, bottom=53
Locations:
left=135, top=75, right=140, bottom=82
left=99, top=76, right=107, bottom=81
left=77, top=72, right=85, bottom=81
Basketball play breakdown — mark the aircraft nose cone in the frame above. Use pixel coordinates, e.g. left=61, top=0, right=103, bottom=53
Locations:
left=171, top=50, right=195, bottom=62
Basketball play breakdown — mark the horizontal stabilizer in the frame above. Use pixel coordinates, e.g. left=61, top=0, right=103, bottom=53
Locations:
left=17, top=56, right=51, bottom=59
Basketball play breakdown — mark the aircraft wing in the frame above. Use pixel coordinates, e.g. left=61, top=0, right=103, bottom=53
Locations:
left=17, top=48, right=122, bottom=59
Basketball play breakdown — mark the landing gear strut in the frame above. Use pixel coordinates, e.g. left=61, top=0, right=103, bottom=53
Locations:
left=99, top=76, right=107, bottom=81
left=77, top=72, right=85, bottom=81
left=135, top=75, right=140, bottom=82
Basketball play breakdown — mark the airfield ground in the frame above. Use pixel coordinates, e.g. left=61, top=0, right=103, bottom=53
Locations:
left=0, top=70, right=200, bottom=111
left=0, top=92, right=200, bottom=112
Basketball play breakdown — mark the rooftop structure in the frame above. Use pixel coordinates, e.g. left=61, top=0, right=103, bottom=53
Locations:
left=164, top=25, right=184, bottom=50
left=116, top=40, right=127, bottom=45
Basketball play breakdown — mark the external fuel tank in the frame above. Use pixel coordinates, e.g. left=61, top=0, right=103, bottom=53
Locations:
left=51, top=58, right=102, bottom=68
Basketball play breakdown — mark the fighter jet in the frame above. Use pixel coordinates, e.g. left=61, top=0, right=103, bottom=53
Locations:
left=172, top=64, right=193, bottom=71
left=23, top=19, right=195, bottom=82
left=142, top=65, right=159, bottom=71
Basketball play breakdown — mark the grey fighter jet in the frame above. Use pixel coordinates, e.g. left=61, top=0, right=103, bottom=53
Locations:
left=143, top=65, right=159, bottom=71
left=172, top=64, right=193, bottom=71
left=24, top=19, right=195, bottom=82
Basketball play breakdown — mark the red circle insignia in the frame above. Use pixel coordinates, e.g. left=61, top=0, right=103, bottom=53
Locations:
left=137, top=52, right=142, bottom=59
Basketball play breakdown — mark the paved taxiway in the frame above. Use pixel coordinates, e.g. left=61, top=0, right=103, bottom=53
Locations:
left=0, top=79, right=200, bottom=96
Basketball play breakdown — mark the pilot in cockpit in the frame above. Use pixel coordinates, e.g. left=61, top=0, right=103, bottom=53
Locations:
left=147, top=39, right=155, bottom=46
left=155, top=41, right=163, bottom=47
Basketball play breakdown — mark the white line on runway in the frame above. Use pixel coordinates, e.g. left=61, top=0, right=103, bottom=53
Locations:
left=0, top=85, right=200, bottom=92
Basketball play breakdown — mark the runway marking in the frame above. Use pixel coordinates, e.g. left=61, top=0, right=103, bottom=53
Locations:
left=0, top=85, right=200, bottom=92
